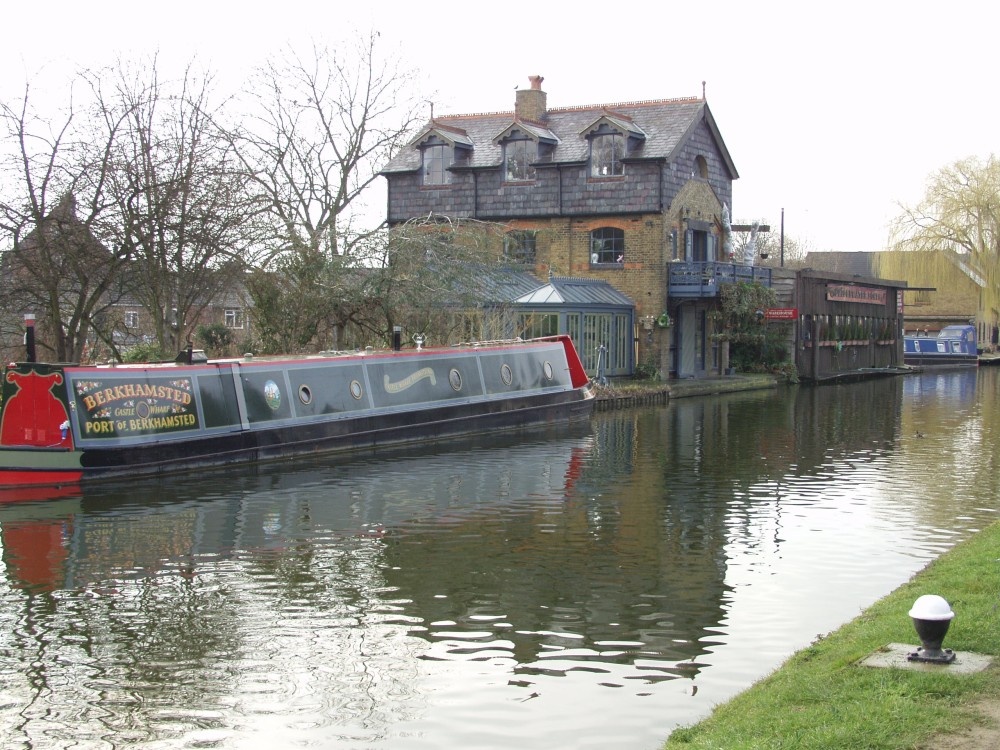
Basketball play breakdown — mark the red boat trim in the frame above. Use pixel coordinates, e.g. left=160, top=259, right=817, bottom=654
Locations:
left=0, top=469, right=84, bottom=489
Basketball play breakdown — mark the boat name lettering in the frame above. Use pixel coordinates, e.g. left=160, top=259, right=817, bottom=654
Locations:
left=83, top=413, right=198, bottom=435
left=383, top=368, right=436, bottom=394
left=81, top=382, right=193, bottom=411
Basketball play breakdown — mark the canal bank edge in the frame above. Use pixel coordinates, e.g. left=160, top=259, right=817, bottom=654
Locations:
left=594, top=374, right=780, bottom=409
left=662, top=520, right=1000, bottom=750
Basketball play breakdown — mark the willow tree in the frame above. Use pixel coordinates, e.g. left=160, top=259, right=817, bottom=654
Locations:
left=882, top=155, right=1000, bottom=326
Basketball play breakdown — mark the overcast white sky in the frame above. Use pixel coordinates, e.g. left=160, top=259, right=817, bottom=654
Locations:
left=2, top=0, right=996, bottom=254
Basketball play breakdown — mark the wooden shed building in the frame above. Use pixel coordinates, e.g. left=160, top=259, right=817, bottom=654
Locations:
left=795, top=270, right=907, bottom=382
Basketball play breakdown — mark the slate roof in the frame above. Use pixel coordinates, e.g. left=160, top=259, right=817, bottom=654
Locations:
left=458, top=267, right=633, bottom=308
left=516, top=276, right=634, bottom=306
left=467, top=267, right=547, bottom=304
left=381, top=96, right=735, bottom=178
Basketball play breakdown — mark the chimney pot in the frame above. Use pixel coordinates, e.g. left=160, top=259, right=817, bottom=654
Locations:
left=516, top=75, right=547, bottom=121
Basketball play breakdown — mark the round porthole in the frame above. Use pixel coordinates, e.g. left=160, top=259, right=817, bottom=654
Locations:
left=500, top=363, right=513, bottom=386
left=449, top=368, right=463, bottom=391
left=298, top=385, right=312, bottom=405
left=350, top=380, right=364, bottom=400
left=543, top=361, right=554, bottom=381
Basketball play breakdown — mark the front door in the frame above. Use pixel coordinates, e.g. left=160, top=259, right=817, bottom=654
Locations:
left=677, top=307, right=708, bottom=379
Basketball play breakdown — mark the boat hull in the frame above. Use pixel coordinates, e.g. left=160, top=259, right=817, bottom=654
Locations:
left=903, top=325, right=979, bottom=369
left=901, top=354, right=978, bottom=368
left=0, top=337, right=594, bottom=492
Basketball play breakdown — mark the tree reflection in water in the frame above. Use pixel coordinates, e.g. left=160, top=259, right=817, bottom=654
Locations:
left=0, top=369, right=997, bottom=749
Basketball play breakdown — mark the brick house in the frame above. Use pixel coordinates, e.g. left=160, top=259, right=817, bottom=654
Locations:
left=1, top=192, right=254, bottom=362
left=380, top=75, right=757, bottom=379
left=99, top=285, right=252, bottom=361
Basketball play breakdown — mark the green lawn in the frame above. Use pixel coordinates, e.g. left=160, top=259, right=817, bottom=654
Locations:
left=665, top=522, right=1000, bottom=749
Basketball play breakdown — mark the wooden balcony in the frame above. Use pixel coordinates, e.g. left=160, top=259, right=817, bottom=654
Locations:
left=668, top=261, right=772, bottom=298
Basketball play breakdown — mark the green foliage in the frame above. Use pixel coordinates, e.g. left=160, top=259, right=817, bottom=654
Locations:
left=196, top=323, right=233, bottom=355
left=717, top=282, right=776, bottom=342
left=718, top=282, right=792, bottom=374
left=121, top=341, right=169, bottom=363
left=891, top=155, right=1000, bottom=329
left=247, top=246, right=348, bottom=354
left=633, top=354, right=661, bottom=381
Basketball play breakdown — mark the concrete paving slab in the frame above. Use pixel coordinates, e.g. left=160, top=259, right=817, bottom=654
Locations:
left=859, top=643, right=993, bottom=674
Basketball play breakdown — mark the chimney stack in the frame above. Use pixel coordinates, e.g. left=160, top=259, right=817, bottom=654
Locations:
left=515, top=75, right=547, bottom=121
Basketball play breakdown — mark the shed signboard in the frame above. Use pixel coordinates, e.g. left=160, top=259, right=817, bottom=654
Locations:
left=826, top=285, right=887, bottom=305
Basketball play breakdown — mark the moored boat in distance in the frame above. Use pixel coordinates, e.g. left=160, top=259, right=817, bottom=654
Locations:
left=0, top=336, right=594, bottom=494
left=903, top=325, right=979, bottom=369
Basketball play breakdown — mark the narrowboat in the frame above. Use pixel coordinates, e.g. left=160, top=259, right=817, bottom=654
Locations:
left=0, top=336, right=594, bottom=492
left=903, top=325, right=979, bottom=368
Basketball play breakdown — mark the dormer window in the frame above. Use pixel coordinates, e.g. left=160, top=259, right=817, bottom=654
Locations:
left=504, top=139, right=536, bottom=182
left=422, top=142, right=452, bottom=186
left=590, top=133, right=624, bottom=177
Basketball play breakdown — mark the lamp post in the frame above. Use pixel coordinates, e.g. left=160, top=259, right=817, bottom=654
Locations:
left=780, top=207, right=785, bottom=268
left=24, top=314, right=36, bottom=363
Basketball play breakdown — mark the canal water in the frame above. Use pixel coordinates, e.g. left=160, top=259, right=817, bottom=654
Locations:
left=0, top=368, right=997, bottom=749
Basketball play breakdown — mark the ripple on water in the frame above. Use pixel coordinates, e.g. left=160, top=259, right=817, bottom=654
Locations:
left=2, top=373, right=1000, bottom=749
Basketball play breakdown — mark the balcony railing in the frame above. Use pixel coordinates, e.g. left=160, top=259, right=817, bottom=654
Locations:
left=668, top=261, right=772, bottom=298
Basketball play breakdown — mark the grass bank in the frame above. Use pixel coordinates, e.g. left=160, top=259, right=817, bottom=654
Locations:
left=664, top=521, right=1000, bottom=749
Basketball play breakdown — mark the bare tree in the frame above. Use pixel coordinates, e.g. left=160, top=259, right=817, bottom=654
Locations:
left=0, top=80, right=137, bottom=362
left=91, top=58, right=258, bottom=356
left=246, top=216, right=515, bottom=354
left=229, top=34, right=425, bottom=351
left=235, top=34, right=422, bottom=260
left=356, top=217, right=515, bottom=346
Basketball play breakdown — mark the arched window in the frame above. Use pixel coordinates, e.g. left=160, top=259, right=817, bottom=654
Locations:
left=590, top=227, right=624, bottom=266
left=695, top=155, right=709, bottom=178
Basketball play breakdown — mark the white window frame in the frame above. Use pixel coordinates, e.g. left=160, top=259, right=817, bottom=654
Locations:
left=225, top=308, right=245, bottom=330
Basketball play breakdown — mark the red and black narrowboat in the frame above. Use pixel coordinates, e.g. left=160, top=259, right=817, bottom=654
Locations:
left=0, top=336, right=594, bottom=493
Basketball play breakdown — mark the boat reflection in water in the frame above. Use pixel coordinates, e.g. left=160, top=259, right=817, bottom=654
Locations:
left=2, top=371, right=996, bottom=750
left=0, top=419, right=729, bottom=749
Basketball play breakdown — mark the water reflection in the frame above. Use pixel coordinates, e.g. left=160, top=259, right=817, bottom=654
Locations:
left=0, top=370, right=998, bottom=749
